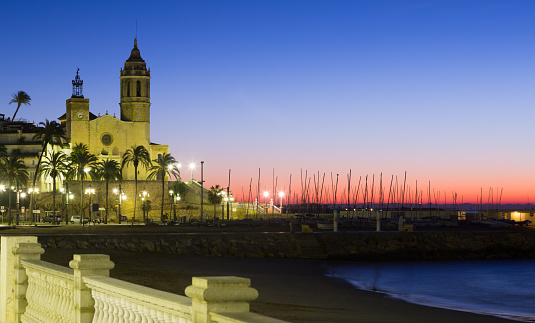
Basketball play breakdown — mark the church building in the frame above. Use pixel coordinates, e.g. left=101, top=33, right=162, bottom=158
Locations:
left=59, top=39, right=168, bottom=180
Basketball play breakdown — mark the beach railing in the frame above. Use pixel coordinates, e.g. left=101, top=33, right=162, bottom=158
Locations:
left=20, top=259, right=74, bottom=322
left=84, top=276, right=192, bottom=322
left=2, top=236, right=288, bottom=323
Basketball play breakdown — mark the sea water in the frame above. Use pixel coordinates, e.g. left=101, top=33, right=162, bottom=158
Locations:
left=326, top=260, right=535, bottom=322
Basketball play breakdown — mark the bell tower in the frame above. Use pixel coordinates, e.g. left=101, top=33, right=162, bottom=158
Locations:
left=119, top=38, right=151, bottom=126
left=66, top=69, right=90, bottom=143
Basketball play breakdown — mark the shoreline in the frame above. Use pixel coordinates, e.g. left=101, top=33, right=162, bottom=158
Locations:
left=42, top=248, right=518, bottom=322
left=327, top=270, right=533, bottom=323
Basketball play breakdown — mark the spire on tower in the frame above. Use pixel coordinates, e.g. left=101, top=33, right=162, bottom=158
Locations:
left=127, top=38, right=144, bottom=63
left=72, top=68, right=84, bottom=98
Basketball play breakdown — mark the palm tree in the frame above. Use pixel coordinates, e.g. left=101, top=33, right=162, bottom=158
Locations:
left=9, top=91, right=31, bottom=121
left=121, top=145, right=151, bottom=223
left=69, top=143, right=98, bottom=221
left=0, top=145, right=7, bottom=156
left=31, top=120, right=66, bottom=218
left=33, top=120, right=66, bottom=183
left=0, top=154, right=29, bottom=225
left=96, top=159, right=122, bottom=224
left=39, top=151, right=69, bottom=224
left=147, top=153, right=179, bottom=223
left=207, top=185, right=223, bottom=221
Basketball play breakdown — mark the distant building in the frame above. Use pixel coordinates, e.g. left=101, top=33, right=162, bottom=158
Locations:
left=0, top=114, right=43, bottom=184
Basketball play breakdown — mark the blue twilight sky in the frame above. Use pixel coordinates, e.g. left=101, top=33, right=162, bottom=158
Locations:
left=1, top=1, right=535, bottom=203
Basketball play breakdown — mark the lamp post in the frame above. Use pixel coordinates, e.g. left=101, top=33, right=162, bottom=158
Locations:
left=189, top=163, right=195, bottom=182
left=60, top=187, right=67, bottom=224
left=279, top=191, right=284, bottom=214
left=139, top=189, right=149, bottom=223
left=0, top=185, right=5, bottom=223
left=20, top=191, right=26, bottom=223
left=263, top=191, right=269, bottom=217
left=85, top=187, right=95, bottom=225
left=28, top=187, right=39, bottom=224
left=200, top=161, right=204, bottom=220
left=15, top=187, right=21, bottom=225
left=169, top=189, right=180, bottom=221
left=66, top=190, right=73, bottom=225
left=225, top=194, right=234, bottom=220
left=82, top=167, right=90, bottom=221
left=113, top=184, right=126, bottom=224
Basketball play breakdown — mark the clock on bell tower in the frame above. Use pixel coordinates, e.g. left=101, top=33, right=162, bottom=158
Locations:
left=65, top=69, right=89, bottom=141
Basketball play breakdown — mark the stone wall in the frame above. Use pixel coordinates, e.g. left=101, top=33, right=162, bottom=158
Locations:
left=36, top=231, right=535, bottom=261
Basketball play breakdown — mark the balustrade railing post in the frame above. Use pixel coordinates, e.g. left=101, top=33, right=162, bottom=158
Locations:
left=0, top=236, right=40, bottom=323
left=185, top=276, right=259, bottom=323
left=69, top=254, right=115, bottom=323
left=13, top=242, right=44, bottom=322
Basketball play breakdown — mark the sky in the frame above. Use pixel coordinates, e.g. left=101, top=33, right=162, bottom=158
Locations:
left=1, top=0, right=535, bottom=205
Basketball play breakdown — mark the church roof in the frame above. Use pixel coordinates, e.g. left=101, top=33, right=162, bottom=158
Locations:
left=126, top=38, right=145, bottom=63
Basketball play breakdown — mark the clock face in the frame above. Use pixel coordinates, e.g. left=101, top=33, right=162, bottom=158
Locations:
left=77, top=111, right=84, bottom=119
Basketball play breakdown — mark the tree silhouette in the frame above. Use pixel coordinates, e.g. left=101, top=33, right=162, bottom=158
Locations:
left=121, top=145, right=151, bottom=224
left=9, top=91, right=31, bottom=121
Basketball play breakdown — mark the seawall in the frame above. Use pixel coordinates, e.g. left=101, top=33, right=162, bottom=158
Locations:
left=35, top=230, right=535, bottom=261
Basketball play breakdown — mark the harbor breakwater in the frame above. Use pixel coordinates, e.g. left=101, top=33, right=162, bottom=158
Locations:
left=35, top=230, right=535, bottom=261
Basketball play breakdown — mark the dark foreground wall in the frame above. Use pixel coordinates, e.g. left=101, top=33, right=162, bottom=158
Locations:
left=37, top=230, right=535, bottom=261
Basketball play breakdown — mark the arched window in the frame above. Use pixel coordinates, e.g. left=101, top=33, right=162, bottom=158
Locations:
left=137, top=81, right=141, bottom=97
left=126, top=81, right=130, bottom=97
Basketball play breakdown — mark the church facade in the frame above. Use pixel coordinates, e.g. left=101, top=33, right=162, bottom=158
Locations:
left=59, top=39, right=168, bottom=180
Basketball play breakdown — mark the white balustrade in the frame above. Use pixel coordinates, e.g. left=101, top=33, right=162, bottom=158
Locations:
left=83, top=276, right=193, bottom=323
left=2, top=236, right=288, bottom=323
left=20, top=259, right=74, bottom=323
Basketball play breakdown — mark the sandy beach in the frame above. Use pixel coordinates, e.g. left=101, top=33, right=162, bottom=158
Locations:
left=41, top=248, right=517, bottom=323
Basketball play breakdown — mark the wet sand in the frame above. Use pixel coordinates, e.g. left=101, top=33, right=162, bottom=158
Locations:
left=42, top=248, right=516, bottom=323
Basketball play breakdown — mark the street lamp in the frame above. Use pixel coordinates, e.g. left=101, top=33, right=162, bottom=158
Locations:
left=189, top=163, right=195, bottom=182
left=60, top=187, right=73, bottom=225
left=279, top=191, right=284, bottom=214
left=263, top=191, right=269, bottom=216
left=0, top=185, right=5, bottom=222
left=15, top=188, right=22, bottom=225
left=169, top=189, right=179, bottom=221
left=85, top=187, right=95, bottom=225
left=28, top=187, right=39, bottom=223
left=80, top=167, right=91, bottom=222
left=139, top=189, right=149, bottom=222
left=20, top=192, right=26, bottom=223
left=224, top=194, right=234, bottom=220
left=113, top=185, right=126, bottom=224
left=200, top=161, right=204, bottom=220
